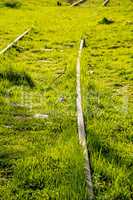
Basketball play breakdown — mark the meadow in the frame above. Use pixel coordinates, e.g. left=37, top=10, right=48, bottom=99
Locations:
left=0, top=0, right=133, bottom=199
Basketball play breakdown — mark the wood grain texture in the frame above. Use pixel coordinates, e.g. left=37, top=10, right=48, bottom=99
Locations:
left=76, top=39, right=94, bottom=199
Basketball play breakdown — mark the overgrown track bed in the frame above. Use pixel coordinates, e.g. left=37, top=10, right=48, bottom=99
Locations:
left=0, top=1, right=133, bottom=199
left=0, top=7, right=90, bottom=200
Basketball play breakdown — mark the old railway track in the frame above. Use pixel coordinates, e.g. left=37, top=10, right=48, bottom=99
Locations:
left=0, top=27, right=93, bottom=199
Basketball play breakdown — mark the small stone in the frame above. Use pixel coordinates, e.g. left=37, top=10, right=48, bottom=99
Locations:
left=58, top=97, right=65, bottom=102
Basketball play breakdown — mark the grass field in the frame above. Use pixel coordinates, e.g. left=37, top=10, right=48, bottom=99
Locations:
left=0, top=0, right=133, bottom=199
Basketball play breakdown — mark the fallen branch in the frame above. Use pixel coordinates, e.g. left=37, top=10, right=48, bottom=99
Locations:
left=0, top=28, right=31, bottom=55
left=76, top=39, right=94, bottom=199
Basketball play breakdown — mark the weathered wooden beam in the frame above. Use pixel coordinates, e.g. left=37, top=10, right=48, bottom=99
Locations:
left=76, top=39, right=94, bottom=199
left=0, top=28, right=31, bottom=55
left=71, top=0, right=86, bottom=7
left=103, top=0, right=110, bottom=6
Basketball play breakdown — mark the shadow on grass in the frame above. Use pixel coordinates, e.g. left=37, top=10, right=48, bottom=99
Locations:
left=0, top=151, right=22, bottom=180
left=87, top=130, right=124, bottom=167
left=0, top=70, right=35, bottom=88
left=1, top=0, right=22, bottom=9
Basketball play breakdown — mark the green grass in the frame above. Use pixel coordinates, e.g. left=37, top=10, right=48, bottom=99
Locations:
left=0, top=0, right=133, bottom=199
left=81, top=2, right=133, bottom=199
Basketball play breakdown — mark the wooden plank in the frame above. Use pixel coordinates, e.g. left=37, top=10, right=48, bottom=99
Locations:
left=0, top=28, right=31, bottom=55
left=71, top=0, right=86, bottom=7
left=103, top=0, right=110, bottom=6
left=76, top=39, right=94, bottom=199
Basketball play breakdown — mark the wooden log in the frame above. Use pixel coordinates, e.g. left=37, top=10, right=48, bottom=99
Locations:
left=76, top=39, right=94, bottom=199
left=71, top=0, right=86, bottom=7
left=0, top=28, right=31, bottom=55
left=103, top=0, right=110, bottom=6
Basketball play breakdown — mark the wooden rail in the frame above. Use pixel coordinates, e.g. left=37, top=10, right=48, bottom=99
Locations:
left=71, top=0, right=86, bottom=7
left=0, top=28, right=31, bottom=55
left=76, top=39, right=94, bottom=199
left=103, top=0, right=110, bottom=6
